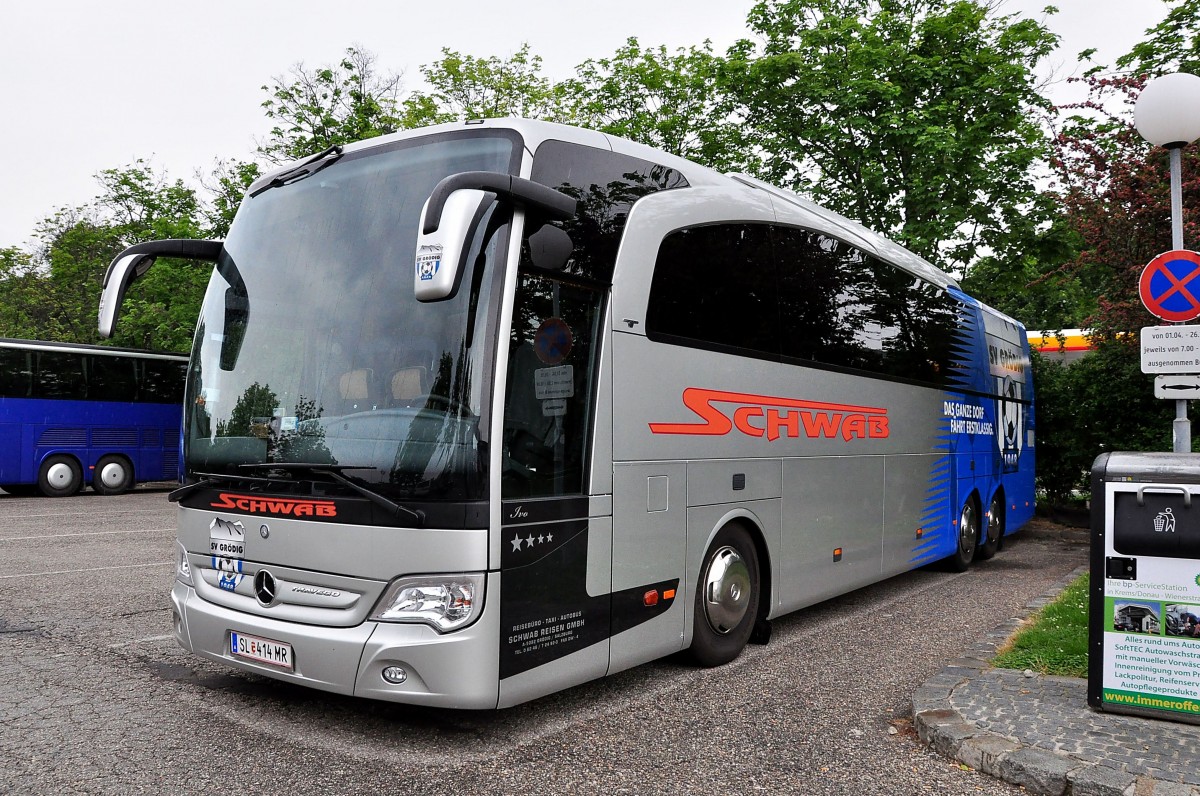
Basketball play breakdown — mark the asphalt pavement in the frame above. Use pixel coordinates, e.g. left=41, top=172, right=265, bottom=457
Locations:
left=1, top=489, right=1093, bottom=795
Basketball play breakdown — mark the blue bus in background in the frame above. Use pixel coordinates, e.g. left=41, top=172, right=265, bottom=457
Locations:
left=0, top=338, right=187, bottom=496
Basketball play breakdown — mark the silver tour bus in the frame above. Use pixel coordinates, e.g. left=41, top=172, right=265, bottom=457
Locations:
left=99, top=119, right=1035, bottom=708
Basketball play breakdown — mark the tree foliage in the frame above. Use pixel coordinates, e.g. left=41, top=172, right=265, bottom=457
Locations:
left=561, top=38, right=755, bottom=173
left=1012, top=72, right=1200, bottom=500
left=725, top=0, right=1058, bottom=271
left=1117, top=0, right=1200, bottom=76
left=0, top=162, right=214, bottom=351
left=258, top=47, right=432, bottom=162
left=413, top=44, right=564, bottom=122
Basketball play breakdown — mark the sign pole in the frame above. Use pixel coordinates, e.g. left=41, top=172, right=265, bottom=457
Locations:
left=1170, top=146, right=1192, bottom=453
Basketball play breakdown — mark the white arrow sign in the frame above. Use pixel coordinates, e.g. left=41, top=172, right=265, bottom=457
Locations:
left=1155, top=374, right=1200, bottom=399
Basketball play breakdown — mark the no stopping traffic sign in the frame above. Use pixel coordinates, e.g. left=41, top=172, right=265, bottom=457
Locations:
left=1140, top=249, right=1200, bottom=322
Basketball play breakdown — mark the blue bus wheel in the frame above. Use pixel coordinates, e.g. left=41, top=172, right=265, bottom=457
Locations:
left=951, top=498, right=979, bottom=572
left=38, top=455, right=83, bottom=497
left=93, top=455, right=133, bottom=496
left=977, top=493, right=1004, bottom=561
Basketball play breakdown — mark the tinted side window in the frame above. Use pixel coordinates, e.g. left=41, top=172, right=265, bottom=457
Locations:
left=35, top=352, right=86, bottom=399
left=88, top=355, right=138, bottom=402
left=530, top=140, right=688, bottom=284
left=139, top=360, right=188, bottom=403
left=501, top=272, right=604, bottom=498
left=776, top=229, right=874, bottom=370
left=0, top=348, right=32, bottom=397
left=646, top=224, right=779, bottom=357
left=775, top=227, right=961, bottom=385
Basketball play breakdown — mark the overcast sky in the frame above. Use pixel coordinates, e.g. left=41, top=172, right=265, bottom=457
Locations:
left=0, top=0, right=1172, bottom=248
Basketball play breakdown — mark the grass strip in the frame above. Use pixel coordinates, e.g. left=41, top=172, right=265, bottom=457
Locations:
left=992, top=572, right=1089, bottom=678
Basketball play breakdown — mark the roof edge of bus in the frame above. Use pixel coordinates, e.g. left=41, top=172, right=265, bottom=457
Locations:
left=0, top=337, right=188, bottom=358
left=723, top=172, right=960, bottom=292
left=256, top=118, right=961, bottom=294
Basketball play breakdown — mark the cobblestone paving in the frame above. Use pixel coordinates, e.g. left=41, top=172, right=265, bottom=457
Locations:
left=952, top=669, right=1200, bottom=786
left=916, top=564, right=1200, bottom=796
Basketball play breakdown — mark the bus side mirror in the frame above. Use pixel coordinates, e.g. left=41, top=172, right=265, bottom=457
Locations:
left=414, top=189, right=489, bottom=301
left=99, top=252, right=156, bottom=338
left=98, top=239, right=223, bottom=338
left=414, top=171, right=577, bottom=302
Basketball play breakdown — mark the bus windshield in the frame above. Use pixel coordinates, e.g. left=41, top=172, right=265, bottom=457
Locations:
left=184, top=132, right=519, bottom=504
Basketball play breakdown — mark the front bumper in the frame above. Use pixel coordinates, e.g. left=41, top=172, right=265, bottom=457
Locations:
left=170, top=573, right=502, bottom=709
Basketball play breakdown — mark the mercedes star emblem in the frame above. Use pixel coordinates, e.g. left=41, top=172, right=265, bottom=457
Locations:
left=254, top=569, right=277, bottom=606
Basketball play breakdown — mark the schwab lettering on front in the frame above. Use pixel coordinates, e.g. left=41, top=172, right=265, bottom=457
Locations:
left=98, top=119, right=1035, bottom=708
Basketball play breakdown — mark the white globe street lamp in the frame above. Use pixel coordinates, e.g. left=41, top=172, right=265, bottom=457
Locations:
left=1135, top=72, right=1200, bottom=453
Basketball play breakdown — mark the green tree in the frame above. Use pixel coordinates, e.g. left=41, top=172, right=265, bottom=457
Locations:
left=1014, top=72, right=1196, bottom=500
left=258, top=47, right=426, bottom=162
left=959, top=194, right=1088, bottom=330
left=725, top=0, right=1058, bottom=272
left=413, top=44, right=563, bottom=121
left=561, top=38, right=755, bottom=173
left=199, top=158, right=262, bottom=238
left=0, top=162, right=211, bottom=350
left=1117, top=0, right=1200, bottom=76
left=0, top=246, right=51, bottom=339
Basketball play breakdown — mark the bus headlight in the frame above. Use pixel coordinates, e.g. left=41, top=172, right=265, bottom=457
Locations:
left=175, top=541, right=193, bottom=586
left=370, top=573, right=485, bottom=633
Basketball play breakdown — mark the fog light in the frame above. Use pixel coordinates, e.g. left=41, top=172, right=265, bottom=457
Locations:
left=382, top=666, right=408, bottom=685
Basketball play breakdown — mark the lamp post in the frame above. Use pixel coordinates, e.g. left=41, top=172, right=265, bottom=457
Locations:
left=1135, top=72, right=1200, bottom=453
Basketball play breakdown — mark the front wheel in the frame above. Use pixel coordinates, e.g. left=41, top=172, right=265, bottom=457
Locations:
left=38, top=455, right=83, bottom=497
left=689, top=523, right=761, bottom=667
left=950, top=497, right=980, bottom=572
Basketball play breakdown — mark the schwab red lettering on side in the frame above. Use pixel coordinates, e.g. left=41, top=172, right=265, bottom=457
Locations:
left=210, top=492, right=338, bottom=518
left=649, top=387, right=890, bottom=441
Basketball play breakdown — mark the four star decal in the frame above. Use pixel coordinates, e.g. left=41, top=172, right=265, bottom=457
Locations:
left=510, top=531, right=554, bottom=552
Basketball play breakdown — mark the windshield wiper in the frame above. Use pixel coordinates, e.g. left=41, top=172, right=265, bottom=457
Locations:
left=248, top=144, right=344, bottom=198
left=168, top=470, right=282, bottom=503
left=238, top=463, right=425, bottom=527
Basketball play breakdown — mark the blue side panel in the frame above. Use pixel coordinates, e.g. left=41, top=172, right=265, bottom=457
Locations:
left=913, top=453, right=953, bottom=565
left=0, top=398, right=183, bottom=487
left=913, top=294, right=987, bottom=565
left=0, top=423, right=21, bottom=481
left=918, top=291, right=1038, bottom=559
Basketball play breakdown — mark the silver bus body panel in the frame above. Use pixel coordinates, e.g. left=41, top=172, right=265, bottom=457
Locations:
left=609, top=461, right=688, bottom=672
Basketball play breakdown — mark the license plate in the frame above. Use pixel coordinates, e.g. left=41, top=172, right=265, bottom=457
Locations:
left=230, top=631, right=294, bottom=671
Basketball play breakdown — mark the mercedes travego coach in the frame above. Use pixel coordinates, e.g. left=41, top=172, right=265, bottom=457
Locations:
left=98, top=119, right=1035, bottom=708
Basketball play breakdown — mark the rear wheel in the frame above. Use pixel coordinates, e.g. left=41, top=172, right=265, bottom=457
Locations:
left=977, top=492, right=1004, bottom=560
left=689, top=523, right=761, bottom=667
left=950, top=497, right=979, bottom=572
left=93, top=455, right=133, bottom=496
left=38, top=455, right=82, bottom=497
